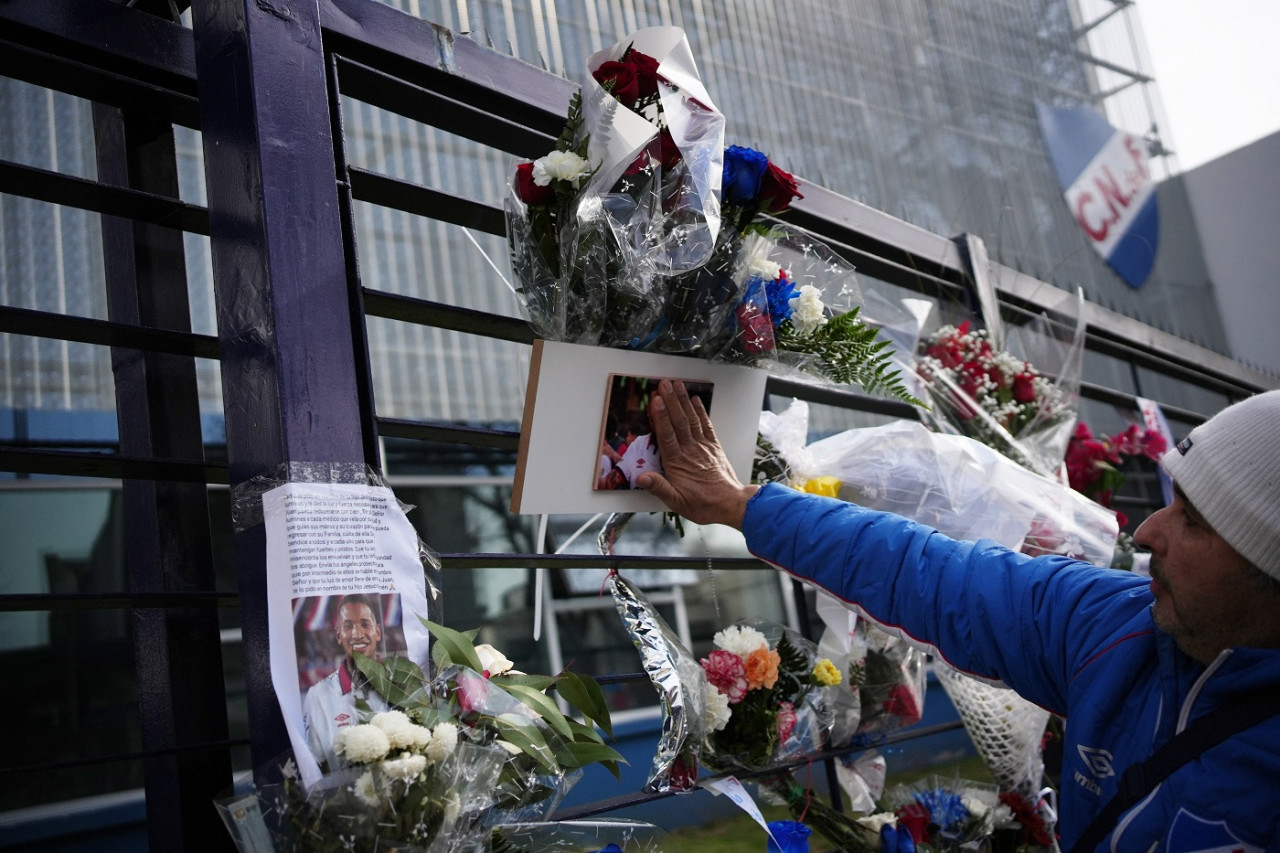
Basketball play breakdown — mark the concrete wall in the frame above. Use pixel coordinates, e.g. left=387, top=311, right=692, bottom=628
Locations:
left=1180, top=131, right=1280, bottom=376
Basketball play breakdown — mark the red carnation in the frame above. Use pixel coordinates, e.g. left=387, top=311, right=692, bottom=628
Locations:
left=514, top=161, right=555, bottom=206
left=736, top=302, right=776, bottom=354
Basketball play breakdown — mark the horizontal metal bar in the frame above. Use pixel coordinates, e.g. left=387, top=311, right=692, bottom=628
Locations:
left=0, top=305, right=220, bottom=359
left=376, top=417, right=520, bottom=450
left=321, top=0, right=574, bottom=136
left=361, top=289, right=535, bottom=344
left=0, top=591, right=236, bottom=613
left=0, top=737, right=248, bottom=776
left=766, top=376, right=924, bottom=420
left=0, top=37, right=201, bottom=129
left=0, top=0, right=197, bottom=94
left=335, top=56, right=558, bottom=157
left=436, top=553, right=765, bottom=571
left=0, top=159, right=210, bottom=235
left=0, top=446, right=228, bottom=484
left=348, top=167, right=506, bottom=234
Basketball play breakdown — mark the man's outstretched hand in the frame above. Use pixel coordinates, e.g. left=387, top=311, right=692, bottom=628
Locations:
left=637, top=379, right=758, bottom=529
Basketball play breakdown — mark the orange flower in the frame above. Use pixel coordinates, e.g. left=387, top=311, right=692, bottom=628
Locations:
left=743, top=647, right=780, bottom=690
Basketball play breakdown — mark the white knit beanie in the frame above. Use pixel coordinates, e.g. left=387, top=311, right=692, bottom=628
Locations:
left=1160, top=389, right=1280, bottom=580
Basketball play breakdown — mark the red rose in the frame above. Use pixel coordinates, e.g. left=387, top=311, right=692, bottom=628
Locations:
left=758, top=162, right=803, bottom=213
left=515, top=162, right=555, bottom=206
left=625, top=50, right=661, bottom=98
left=652, top=127, right=681, bottom=170
left=1012, top=372, right=1037, bottom=403
left=593, top=60, right=641, bottom=104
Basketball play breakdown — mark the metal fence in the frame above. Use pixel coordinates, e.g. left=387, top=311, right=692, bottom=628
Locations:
left=1, top=0, right=1275, bottom=849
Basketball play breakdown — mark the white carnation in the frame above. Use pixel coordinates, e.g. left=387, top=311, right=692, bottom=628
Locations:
left=426, top=722, right=459, bottom=763
left=334, top=724, right=391, bottom=764
left=532, top=150, right=592, bottom=187
left=789, top=285, right=828, bottom=335
left=352, top=770, right=381, bottom=808
left=749, top=257, right=783, bottom=282
left=713, top=625, right=769, bottom=658
left=703, top=684, right=731, bottom=732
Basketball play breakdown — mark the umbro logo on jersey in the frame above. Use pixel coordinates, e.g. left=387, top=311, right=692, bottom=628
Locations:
left=1077, top=745, right=1116, bottom=778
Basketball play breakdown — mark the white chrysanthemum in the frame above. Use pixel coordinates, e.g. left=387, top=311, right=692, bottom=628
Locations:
left=370, top=711, right=431, bottom=751
left=426, top=722, right=458, bottom=763
left=713, top=624, right=769, bottom=658
left=748, top=256, right=783, bottom=282
left=334, top=724, right=391, bottom=764
left=475, top=643, right=516, bottom=676
left=352, top=770, right=380, bottom=808
left=789, top=285, right=827, bottom=335
left=961, top=793, right=989, bottom=820
left=532, top=150, right=592, bottom=187
left=442, top=791, right=461, bottom=827
left=856, top=812, right=899, bottom=832
left=703, top=684, right=731, bottom=732
left=991, top=802, right=1018, bottom=829
left=382, top=752, right=428, bottom=783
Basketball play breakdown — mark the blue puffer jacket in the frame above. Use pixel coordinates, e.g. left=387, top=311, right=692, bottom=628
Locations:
left=743, top=484, right=1280, bottom=852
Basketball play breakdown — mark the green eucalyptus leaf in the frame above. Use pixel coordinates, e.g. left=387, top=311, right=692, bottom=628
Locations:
left=493, top=673, right=556, bottom=692
left=553, top=671, right=613, bottom=738
left=565, top=718, right=606, bottom=745
left=421, top=619, right=484, bottom=673
left=559, top=740, right=625, bottom=779
left=500, top=684, right=573, bottom=740
left=493, top=713, right=559, bottom=773
left=353, top=653, right=427, bottom=707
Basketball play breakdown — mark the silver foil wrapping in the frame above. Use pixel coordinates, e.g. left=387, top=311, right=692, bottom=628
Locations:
left=609, top=572, right=708, bottom=793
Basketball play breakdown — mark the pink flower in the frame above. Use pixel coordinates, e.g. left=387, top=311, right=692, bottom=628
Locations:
left=776, top=701, right=797, bottom=744
left=701, top=650, right=748, bottom=704
left=455, top=668, right=490, bottom=716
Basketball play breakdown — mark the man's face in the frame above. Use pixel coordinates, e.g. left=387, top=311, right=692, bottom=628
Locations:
left=1135, top=487, right=1278, bottom=663
left=336, top=602, right=381, bottom=660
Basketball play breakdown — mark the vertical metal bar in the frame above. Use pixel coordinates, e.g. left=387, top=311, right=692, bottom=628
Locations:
left=191, top=0, right=375, bottom=771
left=92, top=103, right=232, bottom=851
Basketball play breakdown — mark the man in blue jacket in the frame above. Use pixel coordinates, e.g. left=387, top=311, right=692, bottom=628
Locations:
left=638, top=380, right=1280, bottom=852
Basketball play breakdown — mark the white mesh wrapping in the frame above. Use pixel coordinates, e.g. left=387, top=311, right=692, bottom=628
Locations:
left=934, top=663, right=1048, bottom=796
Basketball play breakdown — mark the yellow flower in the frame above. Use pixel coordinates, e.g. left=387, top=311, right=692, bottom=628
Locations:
left=812, top=658, right=842, bottom=686
left=802, top=476, right=841, bottom=497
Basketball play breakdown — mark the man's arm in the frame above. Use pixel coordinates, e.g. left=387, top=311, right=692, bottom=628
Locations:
left=637, top=379, right=759, bottom=527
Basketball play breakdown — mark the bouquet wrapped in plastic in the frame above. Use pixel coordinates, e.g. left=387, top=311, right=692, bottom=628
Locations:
left=866, top=775, right=1055, bottom=852
left=506, top=27, right=725, bottom=349
left=915, top=311, right=1083, bottom=479
left=220, top=625, right=623, bottom=851
left=506, top=28, right=921, bottom=402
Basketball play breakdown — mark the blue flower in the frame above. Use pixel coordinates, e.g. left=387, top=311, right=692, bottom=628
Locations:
left=767, top=820, right=811, bottom=853
left=587, top=845, right=623, bottom=853
left=880, top=824, right=917, bottom=853
left=914, top=787, right=969, bottom=831
left=722, top=145, right=770, bottom=205
left=763, top=272, right=799, bottom=327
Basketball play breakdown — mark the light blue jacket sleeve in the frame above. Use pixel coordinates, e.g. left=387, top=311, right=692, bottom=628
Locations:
left=741, top=483, right=1151, bottom=715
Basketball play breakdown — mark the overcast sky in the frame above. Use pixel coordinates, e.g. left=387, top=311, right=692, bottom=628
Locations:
left=1138, top=0, right=1280, bottom=171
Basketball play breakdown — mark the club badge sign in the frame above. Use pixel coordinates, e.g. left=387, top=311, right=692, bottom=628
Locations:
left=1036, top=103, right=1159, bottom=290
